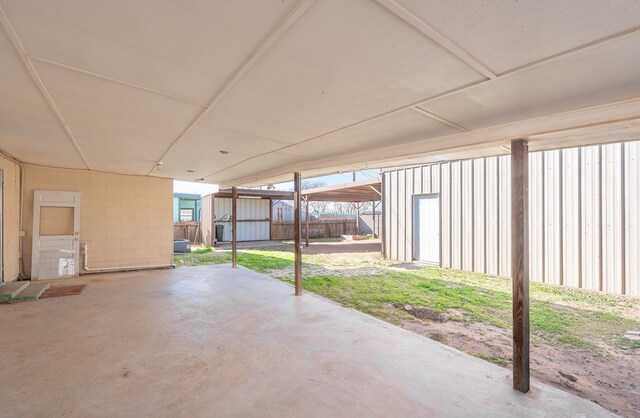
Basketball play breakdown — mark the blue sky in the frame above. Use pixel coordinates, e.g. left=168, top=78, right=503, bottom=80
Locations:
left=173, top=169, right=381, bottom=196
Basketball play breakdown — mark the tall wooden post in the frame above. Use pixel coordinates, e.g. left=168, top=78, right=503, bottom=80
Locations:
left=372, top=201, right=376, bottom=237
left=381, top=175, right=386, bottom=256
left=294, top=173, right=302, bottom=295
left=305, top=198, right=310, bottom=247
left=231, top=186, right=238, bottom=268
left=511, top=139, right=530, bottom=393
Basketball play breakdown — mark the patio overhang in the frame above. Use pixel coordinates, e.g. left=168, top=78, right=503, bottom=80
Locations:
left=301, top=178, right=381, bottom=202
left=0, top=1, right=638, bottom=187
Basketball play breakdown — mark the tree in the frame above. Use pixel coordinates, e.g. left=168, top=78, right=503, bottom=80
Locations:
left=301, top=180, right=328, bottom=214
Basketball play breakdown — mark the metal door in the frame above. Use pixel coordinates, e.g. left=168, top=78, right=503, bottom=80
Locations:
left=31, top=190, right=80, bottom=279
left=413, top=194, right=440, bottom=264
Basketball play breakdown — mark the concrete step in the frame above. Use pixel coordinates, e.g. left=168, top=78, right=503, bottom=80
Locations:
left=0, top=281, right=30, bottom=302
left=13, top=281, right=51, bottom=301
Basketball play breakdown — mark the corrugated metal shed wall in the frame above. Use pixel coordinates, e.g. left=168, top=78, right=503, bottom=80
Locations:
left=383, top=141, right=640, bottom=297
left=213, top=197, right=270, bottom=242
left=200, top=195, right=214, bottom=246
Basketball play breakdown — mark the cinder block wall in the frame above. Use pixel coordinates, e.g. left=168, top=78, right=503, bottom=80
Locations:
left=22, top=165, right=173, bottom=276
left=0, top=153, right=21, bottom=282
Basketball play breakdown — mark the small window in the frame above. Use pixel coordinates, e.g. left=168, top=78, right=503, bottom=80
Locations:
left=180, top=208, right=194, bottom=222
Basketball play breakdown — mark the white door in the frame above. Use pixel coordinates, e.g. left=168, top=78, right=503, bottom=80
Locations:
left=413, top=194, right=440, bottom=264
left=31, top=190, right=80, bottom=280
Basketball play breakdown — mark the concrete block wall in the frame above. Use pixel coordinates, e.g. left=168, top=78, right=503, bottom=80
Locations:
left=0, top=153, right=21, bottom=282
left=22, top=165, right=173, bottom=276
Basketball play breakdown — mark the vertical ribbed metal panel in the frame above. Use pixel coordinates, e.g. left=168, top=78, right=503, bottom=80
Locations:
left=450, top=161, right=462, bottom=269
left=544, top=150, right=562, bottom=285
left=581, top=146, right=601, bottom=291
left=473, top=159, right=486, bottom=273
left=441, top=162, right=451, bottom=268
left=382, top=139, right=637, bottom=297
left=461, top=160, right=473, bottom=271
left=200, top=195, right=213, bottom=245
left=498, top=156, right=511, bottom=276
left=414, top=166, right=423, bottom=194
left=602, top=144, right=623, bottom=294
left=397, top=169, right=406, bottom=262
left=625, top=142, right=639, bottom=297
left=421, top=165, right=431, bottom=194
left=389, top=170, right=398, bottom=260
left=405, top=168, right=414, bottom=262
left=562, top=148, right=581, bottom=289
left=431, top=164, right=440, bottom=193
left=485, top=157, right=499, bottom=276
left=529, top=152, right=544, bottom=283
left=384, top=172, right=391, bottom=258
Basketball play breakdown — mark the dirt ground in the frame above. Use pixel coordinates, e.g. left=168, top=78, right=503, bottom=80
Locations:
left=403, top=319, right=640, bottom=417
left=257, top=240, right=640, bottom=418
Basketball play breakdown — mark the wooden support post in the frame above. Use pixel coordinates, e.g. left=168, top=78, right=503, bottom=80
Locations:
left=305, top=198, right=310, bottom=247
left=381, top=174, right=386, bottom=256
left=294, top=173, right=302, bottom=295
left=355, top=203, right=360, bottom=234
left=372, top=201, right=376, bottom=238
left=232, top=186, right=238, bottom=268
left=511, top=139, right=530, bottom=393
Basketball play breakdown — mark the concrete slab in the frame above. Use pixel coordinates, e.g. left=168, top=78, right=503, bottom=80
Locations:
left=12, top=281, right=51, bottom=301
left=0, top=281, right=29, bottom=302
left=0, top=265, right=616, bottom=417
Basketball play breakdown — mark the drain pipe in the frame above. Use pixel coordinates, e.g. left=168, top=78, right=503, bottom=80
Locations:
left=82, top=243, right=175, bottom=274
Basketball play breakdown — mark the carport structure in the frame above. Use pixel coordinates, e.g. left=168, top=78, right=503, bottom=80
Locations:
left=0, top=0, right=639, bottom=413
left=301, top=177, right=382, bottom=244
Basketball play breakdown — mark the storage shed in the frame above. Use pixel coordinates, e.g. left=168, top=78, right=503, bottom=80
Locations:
left=382, top=139, right=640, bottom=298
left=200, top=189, right=294, bottom=245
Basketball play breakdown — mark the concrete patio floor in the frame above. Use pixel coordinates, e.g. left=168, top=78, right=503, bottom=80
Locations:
left=0, top=265, right=615, bottom=417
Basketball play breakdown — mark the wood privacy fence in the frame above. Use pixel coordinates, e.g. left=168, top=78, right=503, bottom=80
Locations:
left=174, top=222, right=202, bottom=244
left=272, top=220, right=357, bottom=240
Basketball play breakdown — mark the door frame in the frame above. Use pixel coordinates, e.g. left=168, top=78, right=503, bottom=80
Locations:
left=0, top=169, right=3, bottom=282
left=412, top=193, right=441, bottom=266
left=31, top=190, right=81, bottom=279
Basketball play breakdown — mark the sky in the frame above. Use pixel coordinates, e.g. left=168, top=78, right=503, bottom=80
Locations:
left=172, top=169, right=381, bottom=196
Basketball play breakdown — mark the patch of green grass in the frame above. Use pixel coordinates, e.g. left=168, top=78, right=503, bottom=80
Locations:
left=174, top=250, right=230, bottom=266
left=173, top=247, right=640, bottom=355
left=294, top=268, right=640, bottom=354
left=236, top=250, right=294, bottom=272
left=191, top=247, right=213, bottom=254
left=471, top=353, right=510, bottom=367
left=174, top=249, right=294, bottom=272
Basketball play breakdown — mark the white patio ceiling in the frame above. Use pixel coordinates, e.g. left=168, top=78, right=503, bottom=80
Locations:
left=1, top=0, right=639, bottom=187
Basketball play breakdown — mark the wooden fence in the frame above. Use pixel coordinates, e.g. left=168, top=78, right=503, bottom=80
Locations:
left=271, top=220, right=357, bottom=240
left=174, top=222, right=202, bottom=244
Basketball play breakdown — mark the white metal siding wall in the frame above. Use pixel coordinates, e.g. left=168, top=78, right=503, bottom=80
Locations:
left=626, top=142, right=640, bottom=297
left=200, top=195, right=214, bottom=246
left=582, top=146, right=600, bottom=291
left=383, top=140, right=640, bottom=297
left=485, top=158, right=499, bottom=276
left=214, top=197, right=270, bottom=242
left=562, top=149, right=581, bottom=289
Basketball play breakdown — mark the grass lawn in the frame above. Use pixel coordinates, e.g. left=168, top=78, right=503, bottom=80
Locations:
left=174, top=245, right=640, bottom=416
left=175, top=246, right=640, bottom=354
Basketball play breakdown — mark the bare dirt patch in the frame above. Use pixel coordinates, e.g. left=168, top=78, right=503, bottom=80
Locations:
left=403, top=318, right=640, bottom=417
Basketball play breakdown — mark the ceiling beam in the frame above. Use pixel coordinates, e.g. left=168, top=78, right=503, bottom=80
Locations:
left=28, top=56, right=209, bottom=108
left=148, top=0, right=317, bottom=175
left=375, top=0, right=498, bottom=79
left=223, top=97, right=640, bottom=186
left=412, top=106, right=469, bottom=132
left=0, top=5, right=90, bottom=169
